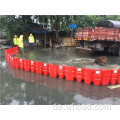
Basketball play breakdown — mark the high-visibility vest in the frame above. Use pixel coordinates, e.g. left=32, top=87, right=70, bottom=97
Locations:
left=28, top=35, right=34, bottom=43
left=18, top=37, right=24, bottom=48
left=13, top=37, right=18, bottom=45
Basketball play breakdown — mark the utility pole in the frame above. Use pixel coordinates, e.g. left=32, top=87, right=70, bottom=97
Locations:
left=71, top=27, right=73, bottom=47
left=68, top=24, right=77, bottom=48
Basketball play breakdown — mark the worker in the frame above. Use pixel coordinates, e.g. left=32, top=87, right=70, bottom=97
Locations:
left=18, top=35, right=24, bottom=54
left=36, top=39, right=39, bottom=48
left=28, top=34, right=34, bottom=49
left=13, top=35, right=18, bottom=46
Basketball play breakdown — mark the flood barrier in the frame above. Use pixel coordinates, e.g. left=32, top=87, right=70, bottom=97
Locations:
left=4, top=46, right=120, bottom=86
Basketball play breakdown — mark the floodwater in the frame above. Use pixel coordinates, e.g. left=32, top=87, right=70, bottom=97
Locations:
left=17, top=47, right=120, bottom=69
left=0, top=47, right=120, bottom=105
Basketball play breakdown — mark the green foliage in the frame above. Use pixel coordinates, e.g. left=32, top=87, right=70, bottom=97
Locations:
left=0, top=15, right=31, bottom=39
left=1, top=15, right=120, bottom=42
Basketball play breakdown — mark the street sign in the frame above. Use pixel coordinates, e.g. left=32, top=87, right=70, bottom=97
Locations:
left=68, top=24, right=77, bottom=47
left=68, top=24, right=77, bottom=28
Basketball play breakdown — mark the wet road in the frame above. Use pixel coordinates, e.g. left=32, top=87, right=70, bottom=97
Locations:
left=0, top=47, right=120, bottom=105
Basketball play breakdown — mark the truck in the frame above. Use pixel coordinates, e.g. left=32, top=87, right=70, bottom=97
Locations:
left=75, top=20, right=120, bottom=56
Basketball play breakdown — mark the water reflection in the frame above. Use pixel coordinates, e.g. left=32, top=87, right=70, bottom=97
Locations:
left=3, top=61, right=120, bottom=105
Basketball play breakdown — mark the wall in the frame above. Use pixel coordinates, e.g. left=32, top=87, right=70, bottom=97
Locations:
left=22, top=31, right=77, bottom=47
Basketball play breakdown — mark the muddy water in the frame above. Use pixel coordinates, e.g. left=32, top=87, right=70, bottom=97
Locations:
left=17, top=47, right=120, bottom=70
left=1, top=48, right=120, bottom=105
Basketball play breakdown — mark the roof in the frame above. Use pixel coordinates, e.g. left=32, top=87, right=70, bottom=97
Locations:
left=96, top=20, right=120, bottom=29
left=29, top=30, right=52, bottom=34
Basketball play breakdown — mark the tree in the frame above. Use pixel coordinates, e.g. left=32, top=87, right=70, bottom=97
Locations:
left=1, top=15, right=120, bottom=43
left=0, top=15, right=32, bottom=39
left=37, top=15, right=73, bottom=44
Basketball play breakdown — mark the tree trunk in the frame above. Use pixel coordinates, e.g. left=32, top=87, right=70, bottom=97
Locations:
left=56, top=29, right=59, bottom=44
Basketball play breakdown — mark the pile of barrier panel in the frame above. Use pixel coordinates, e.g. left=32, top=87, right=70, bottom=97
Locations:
left=4, top=46, right=120, bottom=86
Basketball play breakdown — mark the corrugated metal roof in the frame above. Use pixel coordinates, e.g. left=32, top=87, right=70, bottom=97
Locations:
left=96, top=20, right=120, bottom=29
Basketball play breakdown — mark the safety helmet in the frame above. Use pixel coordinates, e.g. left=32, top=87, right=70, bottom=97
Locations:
left=20, top=35, right=23, bottom=38
left=30, top=34, right=32, bottom=36
left=14, top=35, right=17, bottom=37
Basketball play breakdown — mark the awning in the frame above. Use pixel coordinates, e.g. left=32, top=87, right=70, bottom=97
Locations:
left=28, top=30, right=53, bottom=34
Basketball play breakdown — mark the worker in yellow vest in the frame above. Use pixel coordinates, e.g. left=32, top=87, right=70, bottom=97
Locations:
left=13, top=35, right=18, bottom=46
left=28, top=34, right=34, bottom=49
left=18, top=35, right=24, bottom=54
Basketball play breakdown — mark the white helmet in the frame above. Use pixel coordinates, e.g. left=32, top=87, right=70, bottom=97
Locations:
left=20, top=35, right=23, bottom=38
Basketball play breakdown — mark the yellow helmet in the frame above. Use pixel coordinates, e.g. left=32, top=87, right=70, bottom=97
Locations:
left=30, top=34, right=32, bottom=36
left=14, top=35, right=17, bottom=37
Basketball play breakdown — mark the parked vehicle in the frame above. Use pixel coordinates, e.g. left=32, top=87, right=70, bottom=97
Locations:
left=75, top=20, right=120, bottom=56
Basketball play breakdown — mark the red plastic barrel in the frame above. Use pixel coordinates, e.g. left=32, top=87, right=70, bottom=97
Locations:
left=117, top=69, right=120, bottom=84
left=43, top=63, right=49, bottom=75
left=49, top=64, right=54, bottom=77
left=19, top=59, right=24, bottom=70
left=58, top=65, right=65, bottom=79
left=92, top=69, right=103, bottom=86
left=30, top=61, right=35, bottom=72
left=110, top=69, right=118, bottom=84
left=101, top=70, right=111, bottom=85
left=65, top=66, right=76, bottom=81
left=24, top=60, right=31, bottom=71
left=35, top=61, right=39, bottom=74
left=52, top=65, right=59, bottom=77
left=39, top=62, right=44, bottom=74
left=15, top=57, right=20, bottom=69
left=9, top=55, right=12, bottom=65
left=35, top=62, right=43, bottom=74
left=76, top=68, right=83, bottom=82
left=83, top=68, right=92, bottom=84
left=11, top=57, right=16, bottom=68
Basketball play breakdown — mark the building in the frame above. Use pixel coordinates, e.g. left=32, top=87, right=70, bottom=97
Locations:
left=22, top=22, right=77, bottom=47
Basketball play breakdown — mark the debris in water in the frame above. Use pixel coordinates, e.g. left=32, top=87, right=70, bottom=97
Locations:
left=94, top=56, right=107, bottom=66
